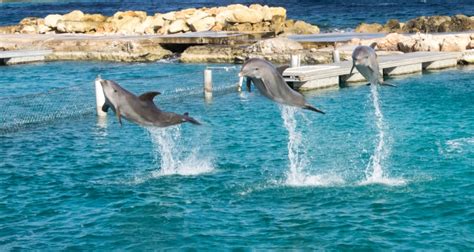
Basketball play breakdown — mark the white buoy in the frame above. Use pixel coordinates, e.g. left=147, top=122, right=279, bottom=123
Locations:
left=291, top=54, right=301, bottom=68
left=237, top=76, right=244, bottom=92
left=204, top=69, right=212, bottom=100
left=95, top=75, right=107, bottom=117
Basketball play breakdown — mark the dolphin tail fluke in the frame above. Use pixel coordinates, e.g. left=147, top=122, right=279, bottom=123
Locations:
left=183, top=113, right=201, bottom=125
left=304, top=104, right=325, bottom=114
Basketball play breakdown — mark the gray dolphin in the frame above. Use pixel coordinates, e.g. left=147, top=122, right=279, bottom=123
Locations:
left=350, top=42, right=395, bottom=87
left=239, top=58, right=325, bottom=114
left=100, top=79, right=200, bottom=127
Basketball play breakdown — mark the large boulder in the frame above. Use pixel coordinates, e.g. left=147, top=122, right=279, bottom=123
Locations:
left=440, top=35, right=471, bottom=52
left=56, top=20, right=102, bottom=33
left=376, top=33, right=409, bottom=51
left=63, top=10, right=84, bottom=22
left=355, top=23, right=383, bottom=33
left=189, top=16, right=216, bottom=32
left=168, top=19, right=189, bottom=33
left=246, top=37, right=303, bottom=54
left=44, top=14, right=63, bottom=28
left=284, top=20, right=320, bottom=34
left=230, top=8, right=264, bottom=24
left=186, top=10, right=209, bottom=25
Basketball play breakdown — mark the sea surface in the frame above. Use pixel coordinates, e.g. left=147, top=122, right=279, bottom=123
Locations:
left=0, top=61, right=473, bottom=249
left=0, top=0, right=473, bottom=31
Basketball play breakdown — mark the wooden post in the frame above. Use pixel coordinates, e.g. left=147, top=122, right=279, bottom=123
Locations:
left=291, top=54, right=301, bottom=68
left=95, top=75, right=107, bottom=117
left=204, top=69, right=212, bottom=100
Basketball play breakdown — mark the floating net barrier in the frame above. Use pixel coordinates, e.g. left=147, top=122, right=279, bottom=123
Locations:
left=0, top=67, right=241, bottom=134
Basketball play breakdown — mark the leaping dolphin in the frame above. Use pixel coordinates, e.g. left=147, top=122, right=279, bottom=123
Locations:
left=239, top=58, right=325, bottom=114
left=100, top=79, right=201, bottom=127
left=350, top=42, right=396, bottom=87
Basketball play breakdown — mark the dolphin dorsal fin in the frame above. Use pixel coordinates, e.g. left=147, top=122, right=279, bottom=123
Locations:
left=276, top=65, right=290, bottom=75
left=139, top=91, right=161, bottom=102
left=369, top=42, right=377, bottom=49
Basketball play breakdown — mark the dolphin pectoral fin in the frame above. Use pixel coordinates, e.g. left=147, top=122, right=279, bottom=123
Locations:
left=246, top=78, right=252, bottom=92
left=304, top=104, right=325, bottom=114
left=116, top=107, right=122, bottom=126
left=276, top=65, right=290, bottom=75
left=349, top=64, right=355, bottom=75
left=138, top=91, right=161, bottom=102
left=369, top=42, right=377, bottom=49
left=101, top=104, right=110, bottom=112
left=183, top=113, right=201, bottom=125
left=381, top=82, right=397, bottom=87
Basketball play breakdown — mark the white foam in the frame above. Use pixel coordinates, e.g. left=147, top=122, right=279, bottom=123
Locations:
left=359, top=176, right=407, bottom=186
left=445, top=136, right=474, bottom=153
left=286, top=173, right=346, bottom=187
left=146, top=126, right=214, bottom=177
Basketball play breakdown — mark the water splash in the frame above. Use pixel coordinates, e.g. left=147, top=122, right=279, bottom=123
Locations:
left=361, top=85, right=405, bottom=186
left=280, top=105, right=344, bottom=187
left=146, top=126, right=214, bottom=176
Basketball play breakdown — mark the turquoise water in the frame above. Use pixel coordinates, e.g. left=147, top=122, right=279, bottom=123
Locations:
left=1, top=62, right=473, bottom=249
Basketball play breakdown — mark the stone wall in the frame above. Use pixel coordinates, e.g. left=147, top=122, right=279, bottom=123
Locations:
left=1, top=4, right=320, bottom=36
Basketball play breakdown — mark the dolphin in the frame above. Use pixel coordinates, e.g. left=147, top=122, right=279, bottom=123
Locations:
left=350, top=42, right=395, bottom=87
left=99, top=79, right=200, bottom=127
left=239, top=58, right=325, bottom=114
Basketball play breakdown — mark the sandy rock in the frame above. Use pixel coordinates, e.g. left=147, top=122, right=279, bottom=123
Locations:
left=176, top=8, right=197, bottom=19
left=190, top=16, right=216, bottom=32
left=376, top=33, right=409, bottom=51
left=141, top=15, right=165, bottom=34
left=468, top=40, right=474, bottom=49
left=20, top=25, right=37, bottom=34
left=215, top=10, right=234, bottom=25
left=162, top=12, right=176, bottom=21
left=231, top=8, right=264, bottom=24
left=44, top=14, right=63, bottom=28
left=461, top=49, right=474, bottom=64
left=412, top=34, right=440, bottom=51
left=113, top=11, right=147, bottom=21
left=270, top=7, right=286, bottom=18
left=181, top=45, right=242, bottom=63
left=246, top=37, right=303, bottom=54
left=210, top=23, right=223, bottom=32
left=440, top=35, right=470, bottom=52
left=63, top=10, right=84, bottom=22
left=37, top=24, right=51, bottom=34
left=20, top=17, right=41, bottom=26
left=382, top=19, right=402, bottom=32
left=83, top=14, right=107, bottom=22
left=284, top=20, right=320, bottom=34
left=57, top=20, right=101, bottom=33
left=168, top=19, right=189, bottom=33
left=186, top=10, right=209, bottom=25
left=224, top=22, right=252, bottom=32
left=0, top=25, right=19, bottom=34
left=355, top=23, right=383, bottom=33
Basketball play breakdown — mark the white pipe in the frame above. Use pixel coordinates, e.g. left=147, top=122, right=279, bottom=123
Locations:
left=95, top=75, right=107, bottom=117
left=237, top=76, right=244, bottom=92
left=204, top=69, right=212, bottom=100
left=290, top=54, right=301, bottom=68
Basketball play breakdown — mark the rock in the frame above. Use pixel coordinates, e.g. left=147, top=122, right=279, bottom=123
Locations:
left=245, top=37, right=303, bottom=54
left=63, top=10, right=84, bottom=22
left=440, top=35, right=470, bottom=51
left=113, top=11, right=147, bottom=21
left=181, top=45, right=242, bottom=63
left=162, top=12, right=176, bottom=21
left=460, top=49, right=474, bottom=64
left=412, top=34, right=440, bottom=51
left=20, top=17, right=41, bottom=26
left=57, top=20, right=101, bottom=33
left=189, top=16, right=215, bottom=32
left=37, top=24, right=51, bottom=34
left=284, top=20, right=320, bottom=34
left=224, top=22, right=252, bottom=32
left=20, top=25, right=37, bottom=34
left=215, top=10, right=234, bottom=25
left=186, top=10, right=209, bottom=25
left=270, top=7, right=286, bottom=18
left=355, top=23, right=383, bottom=33
left=382, top=19, right=402, bottom=32
left=168, top=19, right=189, bottom=33
left=83, top=14, right=107, bottom=22
left=376, top=33, right=409, bottom=51
left=44, top=14, right=63, bottom=28
left=0, top=25, right=19, bottom=34
left=231, top=8, right=264, bottom=24
left=141, top=15, right=165, bottom=34
left=210, top=23, right=223, bottom=32
left=450, top=14, right=474, bottom=32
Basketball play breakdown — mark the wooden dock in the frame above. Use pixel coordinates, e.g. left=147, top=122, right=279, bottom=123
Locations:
left=283, top=51, right=462, bottom=90
left=0, top=49, right=52, bottom=65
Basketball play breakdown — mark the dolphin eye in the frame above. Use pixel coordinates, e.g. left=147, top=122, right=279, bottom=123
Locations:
left=255, top=67, right=259, bottom=70
left=114, top=89, right=117, bottom=93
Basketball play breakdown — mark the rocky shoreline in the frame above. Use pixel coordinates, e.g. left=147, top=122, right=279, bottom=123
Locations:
left=0, top=5, right=473, bottom=65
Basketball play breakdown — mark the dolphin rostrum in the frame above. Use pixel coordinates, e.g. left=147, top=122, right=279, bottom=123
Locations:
left=350, top=42, right=395, bottom=87
left=239, top=58, right=325, bottom=114
left=100, top=79, right=200, bottom=127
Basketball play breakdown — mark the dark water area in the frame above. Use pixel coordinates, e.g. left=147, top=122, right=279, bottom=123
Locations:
left=0, top=0, right=473, bottom=31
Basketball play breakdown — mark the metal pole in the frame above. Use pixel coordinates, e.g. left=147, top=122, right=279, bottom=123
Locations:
left=95, top=75, right=107, bottom=117
left=237, top=76, right=244, bottom=92
left=290, top=54, right=301, bottom=68
left=333, top=42, right=340, bottom=63
left=204, top=69, right=212, bottom=100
